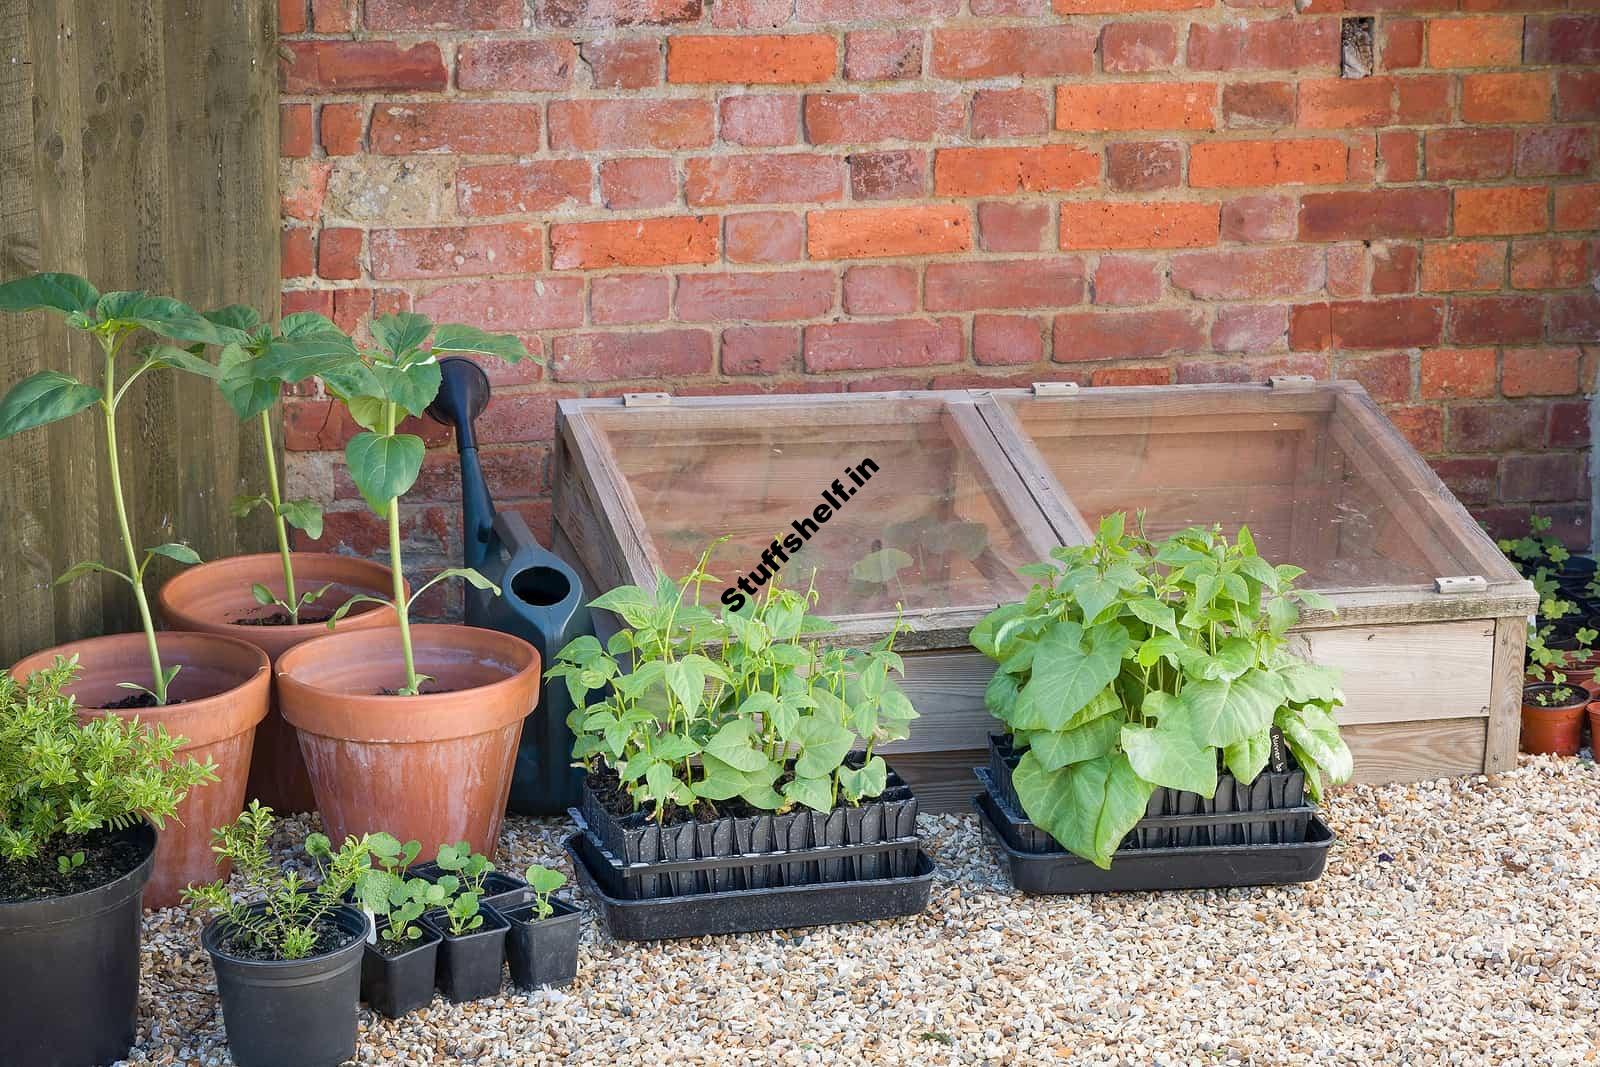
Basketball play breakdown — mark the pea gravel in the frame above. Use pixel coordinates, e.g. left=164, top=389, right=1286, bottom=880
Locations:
left=126, top=754, right=1600, bottom=1066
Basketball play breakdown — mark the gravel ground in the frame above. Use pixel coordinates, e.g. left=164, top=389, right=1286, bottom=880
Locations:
left=128, top=754, right=1600, bottom=1066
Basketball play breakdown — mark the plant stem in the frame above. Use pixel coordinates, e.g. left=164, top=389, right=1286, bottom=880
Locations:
left=259, top=412, right=301, bottom=623
left=101, top=336, right=168, bottom=704
left=385, top=401, right=418, bottom=692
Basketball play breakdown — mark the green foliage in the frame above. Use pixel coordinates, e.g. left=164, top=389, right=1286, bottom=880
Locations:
left=972, top=515, right=1353, bottom=870
left=0, top=656, right=218, bottom=863
left=549, top=545, right=918, bottom=820
left=525, top=864, right=567, bottom=921
left=183, top=801, right=372, bottom=961
left=352, top=832, right=428, bottom=945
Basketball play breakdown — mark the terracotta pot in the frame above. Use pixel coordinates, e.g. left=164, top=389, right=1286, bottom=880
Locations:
left=156, top=553, right=403, bottom=813
left=276, top=624, right=540, bottom=862
left=10, top=632, right=270, bottom=908
left=1520, top=683, right=1589, bottom=757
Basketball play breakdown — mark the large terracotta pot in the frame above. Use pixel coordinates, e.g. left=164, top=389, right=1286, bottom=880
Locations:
left=156, top=553, right=403, bottom=813
left=276, top=624, right=540, bottom=862
left=1520, top=682, right=1589, bottom=756
left=10, top=632, right=271, bottom=908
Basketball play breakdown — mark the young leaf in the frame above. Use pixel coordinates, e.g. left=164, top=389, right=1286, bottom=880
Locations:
left=1120, top=723, right=1218, bottom=797
left=781, top=774, right=834, bottom=812
left=1022, top=622, right=1128, bottom=732
left=345, top=431, right=425, bottom=516
left=792, top=716, right=853, bottom=779
left=146, top=542, right=203, bottom=567
left=1026, top=715, right=1120, bottom=771
left=703, top=720, right=770, bottom=773
left=148, top=345, right=220, bottom=379
left=371, top=313, right=433, bottom=359
left=217, top=344, right=279, bottom=421
left=251, top=583, right=278, bottom=607
left=95, top=292, right=222, bottom=344
left=1180, top=668, right=1286, bottom=749
left=1222, top=731, right=1271, bottom=784
left=0, top=272, right=99, bottom=316
left=277, top=499, right=325, bottom=540
left=0, top=371, right=102, bottom=440
left=430, top=323, right=532, bottom=363
left=55, top=560, right=127, bottom=586
left=254, top=335, right=360, bottom=384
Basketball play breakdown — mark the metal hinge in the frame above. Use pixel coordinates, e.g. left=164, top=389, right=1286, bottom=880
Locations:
left=1032, top=381, right=1080, bottom=397
left=1268, top=375, right=1317, bottom=390
left=1434, top=575, right=1487, bottom=595
left=622, top=392, right=672, bottom=408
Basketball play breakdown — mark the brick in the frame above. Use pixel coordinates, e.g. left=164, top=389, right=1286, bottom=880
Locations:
left=1395, top=76, right=1450, bottom=126
left=1450, top=295, right=1544, bottom=343
left=722, top=326, right=800, bottom=376
left=978, top=201, right=1049, bottom=252
left=1557, top=72, right=1600, bottom=121
left=1186, top=19, right=1338, bottom=71
left=553, top=329, right=714, bottom=382
left=280, top=0, right=308, bottom=32
left=1501, top=453, right=1587, bottom=504
left=551, top=217, right=719, bottom=269
left=582, top=38, right=662, bottom=89
left=590, top=275, right=670, bottom=324
left=1060, top=201, right=1220, bottom=249
left=1339, top=352, right=1412, bottom=403
left=1189, top=138, right=1346, bottom=188
left=370, top=224, right=539, bottom=280
left=931, top=26, right=1095, bottom=79
left=668, top=34, right=836, bottom=84
left=1298, top=189, right=1450, bottom=240
left=320, top=103, right=364, bottom=156
left=1105, top=141, right=1183, bottom=191
left=457, top=39, right=575, bottom=91
left=282, top=162, right=331, bottom=222
left=844, top=31, right=924, bottom=81
left=1385, top=405, right=1444, bottom=456
left=1092, top=366, right=1173, bottom=386
left=1221, top=194, right=1297, bottom=241
left=683, top=155, right=843, bottom=207
left=1510, top=238, right=1591, bottom=289
left=1461, top=73, right=1552, bottom=125
left=803, top=92, right=959, bottom=145
left=1378, top=131, right=1420, bottom=182
left=367, top=0, right=522, bottom=28
left=973, top=315, right=1047, bottom=365
left=713, top=0, right=792, bottom=27
left=313, top=0, right=357, bottom=32
left=1430, top=457, right=1498, bottom=504
left=373, top=103, right=540, bottom=154
left=1550, top=400, right=1590, bottom=449
left=1551, top=292, right=1600, bottom=342
left=803, top=319, right=963, bottom=371
left=849, top=151, right=926, bottom=200
left=725, top=211, right=804, bottom=263
left=1447, top=402, right=1547, bottom=452
left=1288, top=303, right=1330, bottom=351
left=1326, top=244, right=1365, bottom=297
left=317, top=227, right=362, bottom=280
left=281, top=104, right=312, bottom=159
left=1221, top=82, right=1295, bottom=129
left=1516, top=128, right=1596, bottom=179
left=1053, top=308, right=1207, bottom=360
left=972, top=89, right=1051, bottom=139
left=534, top=0, right=701, bottom=27
left=1296, top=77, right=1393, bottom=128
left=842, top=265, right=918, bottom=315
left=414, top=278, right=584, bottom=331
left=1454, top=186, right=1549, bottom=236
left=457, top=161, right=591, bottom=215
left=1424, top=129, right=1513, bottom=181
left=1170, top=247, right=1326, bottom=299
left=548, top=99, right=714, bottom=150
left=1055, top=0, right=1208, bottom=10
left=1212, top=304, right=1288, bottom=352
left=798, top=0, right=956, bottom=17
left=1429, top=16, right=1524, bottom=66
left=933, top=146, right=1098, bottom=196
left=1370, top=243, right=1419, bottom=294
left=599, top=158, right=676, bottom=210
left=1056, top=83, right=1216, bottom=131
left=1420, top=241, right=1506, bottom=292
left=281, top=289, right=334, bottom=318
left=807, top=205, right=971, bottom=259
left=1524, top=15, right=1600, bottom=65
left=1555, top=184, right=1600, bottom=230
left=1328, top=298, right=1445, bottom=348
left=281, top=42, right=448, bottom=93
left=720, top=95, right=800, bottom=147
left=1382, top=19, right=1425, bottom=69
left=1504, top=347, right=1581, bottom=397
left=1092, top=256, right=1162, bottom=305
left=676, top=270, right=835, bottom=321
left=282, top=227, right=313, bottom=279
left=925, top=259, right=1086, bottom=311
left=1102, top=22, right=1178, bottom=73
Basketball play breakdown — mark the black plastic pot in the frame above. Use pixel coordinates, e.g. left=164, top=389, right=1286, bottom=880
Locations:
left=201, top=903, right=368, bottom=1067
left=422, top=904, right=509, bottom=1003
left=503, top=897, right=582, bottom=990
left=361, top=919, right=441, bottom=1018
left=0, top=822, right=156, bottom=1067
left=411, top=861, right=530, bottom=912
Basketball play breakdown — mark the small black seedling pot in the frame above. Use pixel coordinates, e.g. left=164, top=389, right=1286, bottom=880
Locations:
left=422, top=904, right=509, bottom=1002
left=361, top=919, right=442, bottom=1018
left=201, top=903, right=369, bottom=1067
left=411, top=861, right=530, bottom=912
left=503, top=897, right=582, bottom=990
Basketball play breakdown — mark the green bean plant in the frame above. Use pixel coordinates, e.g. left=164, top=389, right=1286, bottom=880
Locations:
left=524, top=865, right=567, bottom=921
left=0, top=274, right=237, bottom=704
left=251, top=312, right=533, bottom=694
left=972, top=515, right=1353, bottom=869
left=548, top=545, right=918, bottom=820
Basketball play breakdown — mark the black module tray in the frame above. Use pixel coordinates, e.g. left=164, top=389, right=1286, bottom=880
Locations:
left=410, top=861, right=530, bottom=912
left=566, top=830, right=935, bottom=941
left=975, top=790, right=1334, bottom=894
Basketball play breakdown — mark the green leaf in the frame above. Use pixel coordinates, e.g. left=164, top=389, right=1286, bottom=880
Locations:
left=0, top=272, right=98, bottom=316
left=217, top=344, right=279, bottom=421
left=1095, top=753, right=1155, bottom=868
left=146, top=542, right=202, bottom=566
left=1277, top=661, right=1343, bottom=705
left=1278, top=704, right=1353, bottom=785
left=1223, top=732, right=1271, bottom=784
left=0, top=371, right=101, bottom=439
left=251, top=583, right=277, bottom=607
left=254, top=335, right=359, bottom=384
left=971, top=603, right=1025, bottom=659
left=1181, top=668, right=1286, bottom=749
left=782, top=774, right=834, bottom=812
left=1126, top=597, right=1178, bottom=637
left=277, top=499, right=324, bottom=540
left=231, top=493, right=268, bottom=518
left=148, top=345, right=218, bottom=379
left=837, top=755, right=888, bottom=802
left=1121, top=723, right=1218, bottom=797
left=792, top=716, right=854, bottom=779
left=1022, top=622, right=1129, bottom=731
left=1013, top=751, right=1151, bottom=869
left=984, top=669, right=1020, bottom=719
left=202, top=304, right=263, bottom=336
left=54, top=560, right=127, bottom=587
left=702, top=720, right=770, bottom=773
left=1026, top=714, right=1120, bottom=771
left=371, top=359, right=442, bottom=418
left=588, top=585, right=656, bottom=628
left=95, top=292, right=222, bottom=344
left=345, top=432, right=424, bottom=516
left=851, top=548, right=913, bottom=584
left=430, top=323, right=532, bottom=363
left=371, top=312, right=433, bottom=359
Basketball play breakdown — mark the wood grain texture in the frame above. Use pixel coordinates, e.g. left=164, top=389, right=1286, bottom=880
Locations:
left=1483, top=615, right=1527, bottom=774
left=1342, top=717, right=1487, bottom=785
left=0, top=0, right=277, bottom=666
left=1294, top=620, right=1496, bottom=725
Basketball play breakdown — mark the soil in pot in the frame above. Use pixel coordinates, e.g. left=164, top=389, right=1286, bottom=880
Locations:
left=361, top=920, right=441, bottom=1018
left=0, top=822, right=156, bottom=1067
left=503, top=898, right=581, bottom=990
left=156, top=553, right=402, bottom=813
left=9, top=632, right=271, bottom=909
left=202, top=902, right=368, bottom=1067
left=276, top=624, right=541, bottom=861
left=1520, top=683, right=1590, bottom=756
left=422, top=905, right=510, bottom=1003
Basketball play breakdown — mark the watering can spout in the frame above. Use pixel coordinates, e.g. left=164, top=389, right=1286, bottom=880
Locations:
left=427, top=358, right=494, bottom=571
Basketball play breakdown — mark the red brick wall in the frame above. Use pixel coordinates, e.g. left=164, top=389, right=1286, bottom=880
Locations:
left=277, top=0, right=1600, bottom=605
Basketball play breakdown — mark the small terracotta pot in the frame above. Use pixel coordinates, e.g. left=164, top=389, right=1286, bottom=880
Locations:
left=156, top=553, right=403, bottom=813
left=276, top=624, right=540, bottom=862
left=10, top=632, right=271, bottom=908
left=1520, top=683, right=1589, bottom=757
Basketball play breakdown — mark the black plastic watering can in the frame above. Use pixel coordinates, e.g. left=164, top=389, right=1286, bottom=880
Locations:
left=427, top=358, right=587, bottom=815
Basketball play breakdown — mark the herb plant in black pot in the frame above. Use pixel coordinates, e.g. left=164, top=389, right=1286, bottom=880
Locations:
left=418, top=842, right=510, bottom=1002
left=0, top=657, right=216, bottom=1067
left=504, top=865, right=581, bottom=991
left=353, top=833, right=442, bottom=1018
left=185, top=802, right=373, bottom=1067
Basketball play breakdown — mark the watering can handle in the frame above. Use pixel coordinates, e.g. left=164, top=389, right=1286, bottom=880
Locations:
left=426, top=357, right=496, bottom=571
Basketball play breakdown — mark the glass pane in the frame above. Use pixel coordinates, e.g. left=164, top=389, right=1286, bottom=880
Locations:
left=586, top=397, right=1045, bottom=615
left=998, top=387, right=1505, bottom=590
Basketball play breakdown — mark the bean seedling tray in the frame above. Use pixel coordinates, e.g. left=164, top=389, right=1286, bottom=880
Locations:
left=566, top=830, right=935, bottom=940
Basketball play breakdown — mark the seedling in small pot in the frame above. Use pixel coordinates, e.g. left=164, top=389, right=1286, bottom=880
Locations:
left=525, top=865, right=567, bottom=921
left=435, top=841, right=494, bottom=894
